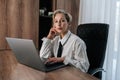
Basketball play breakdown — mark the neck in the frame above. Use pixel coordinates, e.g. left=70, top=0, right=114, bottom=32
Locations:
left=60, top=31, right=68, bottom=39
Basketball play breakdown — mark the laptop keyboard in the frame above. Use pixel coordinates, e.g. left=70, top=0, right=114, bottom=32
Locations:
left=45, top=62, right=64, bottom=67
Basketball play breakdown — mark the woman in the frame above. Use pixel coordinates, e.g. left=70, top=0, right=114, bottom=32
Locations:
left=40, top=9, right=89, bottom=72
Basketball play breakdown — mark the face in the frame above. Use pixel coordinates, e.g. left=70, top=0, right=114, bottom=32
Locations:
left=53, top=13, right=69, bottom=35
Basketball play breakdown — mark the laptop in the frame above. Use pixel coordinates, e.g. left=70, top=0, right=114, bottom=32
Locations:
left=6, top=37, right=67, bottom=72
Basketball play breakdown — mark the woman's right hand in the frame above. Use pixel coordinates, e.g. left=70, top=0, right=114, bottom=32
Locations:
left=47, top=27, right=58, bottom=39
left=45, top=57, right=65, bottom=64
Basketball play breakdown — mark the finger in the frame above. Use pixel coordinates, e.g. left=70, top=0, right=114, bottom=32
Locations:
left=44, top=58, right=52, bottom=64
left=44, top=60, right=49, bottom=64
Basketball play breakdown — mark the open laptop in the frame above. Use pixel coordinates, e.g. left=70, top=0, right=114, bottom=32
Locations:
left=6, top=37, right=67, bottom=72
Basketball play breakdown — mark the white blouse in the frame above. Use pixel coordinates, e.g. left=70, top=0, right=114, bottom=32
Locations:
left=39, top=31, right=90, bottom=72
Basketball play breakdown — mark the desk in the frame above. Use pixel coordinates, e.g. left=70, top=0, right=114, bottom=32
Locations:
left=0, top=50, right=99, bottom=80
left=45, top=66, right=99, bottom=80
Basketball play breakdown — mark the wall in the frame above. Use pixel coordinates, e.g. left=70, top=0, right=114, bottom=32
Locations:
left=0, top=0, right=39, bottom=80
left=0, top=0, right=39, bottom=50
left=53, top=0, right=80, bottom=34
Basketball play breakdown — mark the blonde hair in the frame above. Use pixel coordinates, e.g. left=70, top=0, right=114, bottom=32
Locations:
left=52, top=9, right=72, bottom=23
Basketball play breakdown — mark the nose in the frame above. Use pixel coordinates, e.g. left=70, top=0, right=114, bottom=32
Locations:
left=58, top=21, right=61, bottom=26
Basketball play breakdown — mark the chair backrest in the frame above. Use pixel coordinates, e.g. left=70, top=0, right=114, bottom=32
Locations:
left=77, top=23, right=109, bottom=72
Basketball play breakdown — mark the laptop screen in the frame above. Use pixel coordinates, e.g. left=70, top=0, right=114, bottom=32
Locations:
left=6, top=37, right=45, bottom=71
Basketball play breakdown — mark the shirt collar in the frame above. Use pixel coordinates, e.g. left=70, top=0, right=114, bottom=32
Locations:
left=58, top=30, right=71, bottom=46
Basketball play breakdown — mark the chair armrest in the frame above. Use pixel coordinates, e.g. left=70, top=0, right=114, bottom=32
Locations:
left=91, top=68, right=106, bottom=75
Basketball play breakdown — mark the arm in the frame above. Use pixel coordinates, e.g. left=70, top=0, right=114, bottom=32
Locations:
left=39, top=38, right=53, bottom=60
left=64, top=39, right=90, bottom=72
left=39, top=27, right=58, bottom=60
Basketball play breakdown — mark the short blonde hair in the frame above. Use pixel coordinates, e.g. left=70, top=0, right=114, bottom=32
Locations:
left=52, top=9, right=72, bottom=23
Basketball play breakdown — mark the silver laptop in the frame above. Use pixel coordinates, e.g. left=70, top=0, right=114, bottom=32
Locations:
left=6, top=37, right=66, bottom=72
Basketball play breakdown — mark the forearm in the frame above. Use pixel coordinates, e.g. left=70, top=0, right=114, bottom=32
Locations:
left=39, top=38, right=53, bottom=59
left=63, top=56, right=89, bottom=72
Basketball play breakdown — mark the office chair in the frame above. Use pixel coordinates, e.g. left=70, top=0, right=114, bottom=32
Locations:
left=76, top=23, right=109, bottom=79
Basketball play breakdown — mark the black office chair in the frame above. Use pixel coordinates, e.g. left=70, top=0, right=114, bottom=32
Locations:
left=76, top=23, right=109, bottom=79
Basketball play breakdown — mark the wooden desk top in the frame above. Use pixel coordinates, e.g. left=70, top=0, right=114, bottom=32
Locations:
left=45, top=66, right=99, bottom=80
left=0, top=50, right=99, bottom=80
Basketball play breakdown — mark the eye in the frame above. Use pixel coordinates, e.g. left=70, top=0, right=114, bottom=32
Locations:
left=61, top=19, right=65, bottom=22
left=54, top=20, right=58, bottom=23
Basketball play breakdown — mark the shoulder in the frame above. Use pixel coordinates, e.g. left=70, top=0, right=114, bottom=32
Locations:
left=69, top=33, right=86, bottom=49
left=70, top=33, right=86, bottom=50
left=70, top=33, right=85, bottom=44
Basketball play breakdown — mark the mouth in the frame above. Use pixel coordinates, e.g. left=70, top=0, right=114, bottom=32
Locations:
left=58, top=28, right=62, bottom=30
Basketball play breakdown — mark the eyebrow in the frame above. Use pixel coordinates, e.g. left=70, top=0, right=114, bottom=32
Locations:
left=54, top=17, right=66, bottom=20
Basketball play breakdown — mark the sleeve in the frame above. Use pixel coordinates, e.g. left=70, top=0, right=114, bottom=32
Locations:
left=39, top=37, right=53, bottom=61
left=63, top=39, right=90, bottom=72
